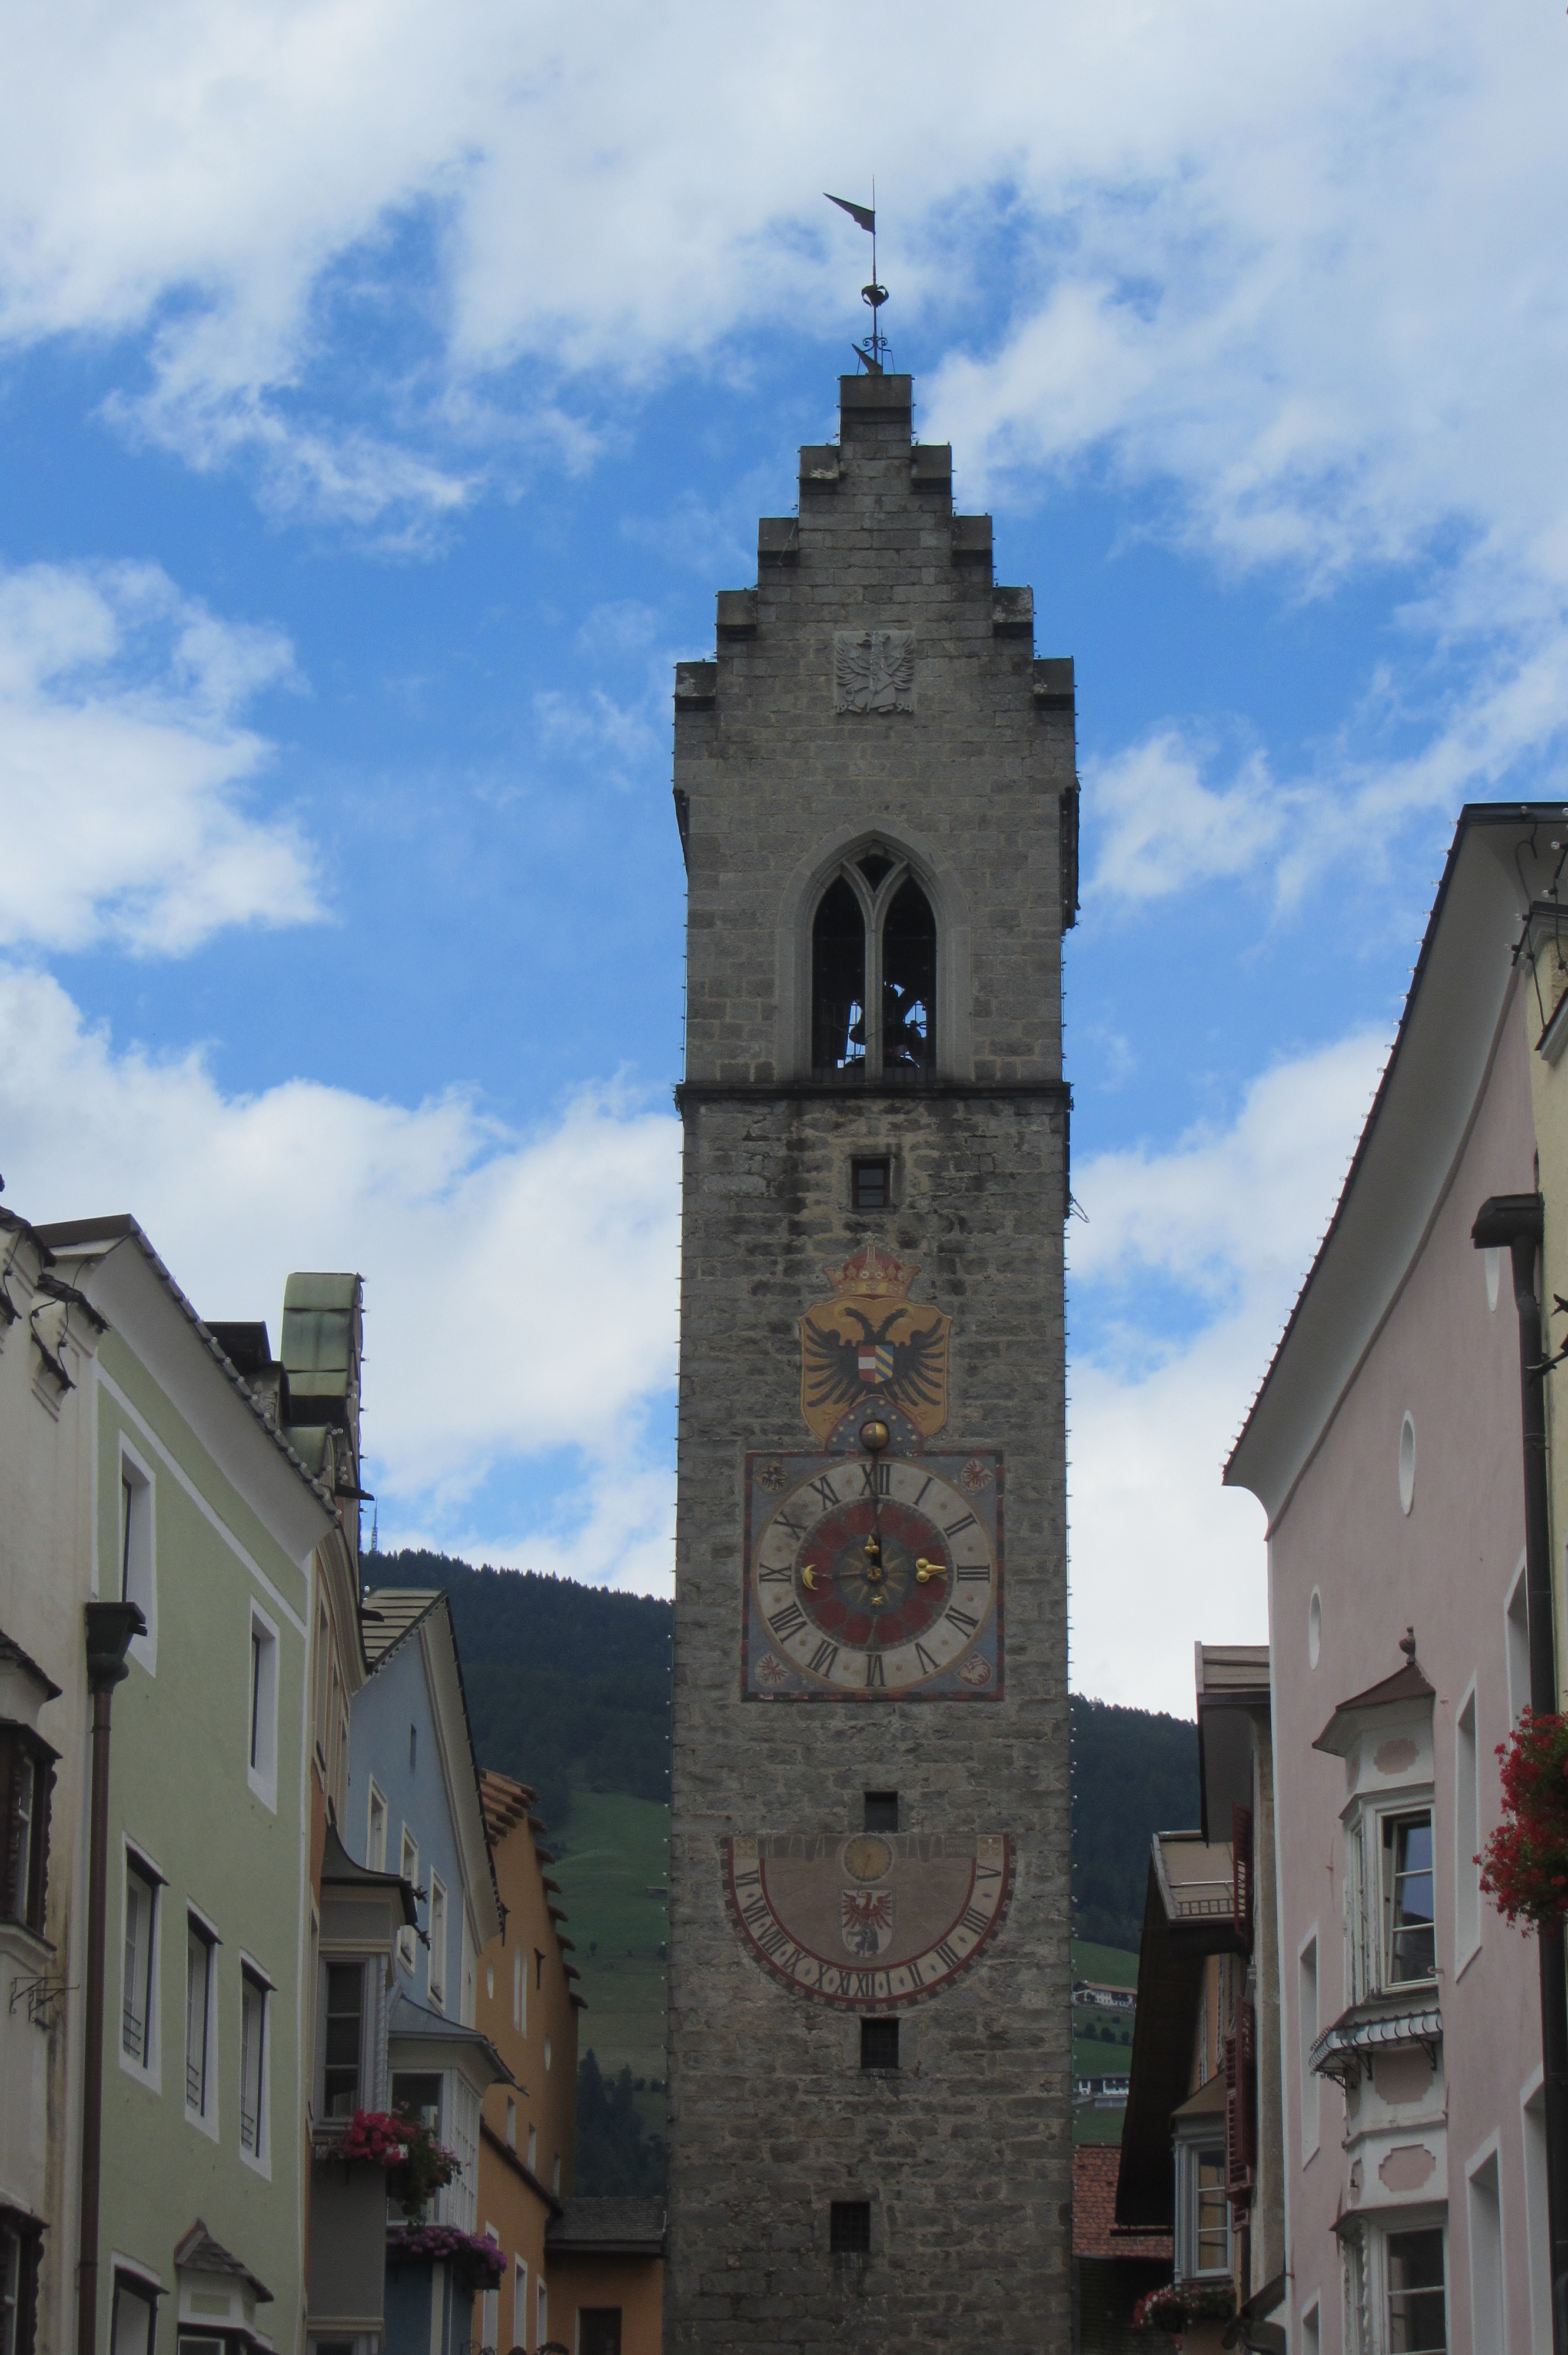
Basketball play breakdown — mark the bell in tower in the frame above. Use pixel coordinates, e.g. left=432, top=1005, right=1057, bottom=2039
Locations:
left=667, top=364, right=1077, bottom=2351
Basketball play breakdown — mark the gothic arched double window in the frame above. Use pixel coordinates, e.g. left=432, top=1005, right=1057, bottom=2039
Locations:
left=810, top=849, right=937, bottom=1079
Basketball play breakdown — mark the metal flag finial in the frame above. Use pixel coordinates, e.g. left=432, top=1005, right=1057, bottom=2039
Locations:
left=825, top=185, right=889, bottom=374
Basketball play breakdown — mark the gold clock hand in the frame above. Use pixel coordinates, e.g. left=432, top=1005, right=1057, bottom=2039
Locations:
left=915, top=1557, right=944, bottom=1584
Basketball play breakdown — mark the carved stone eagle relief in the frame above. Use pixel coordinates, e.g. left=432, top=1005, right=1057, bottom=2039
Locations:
left=834, top=629, right=915, bottom=714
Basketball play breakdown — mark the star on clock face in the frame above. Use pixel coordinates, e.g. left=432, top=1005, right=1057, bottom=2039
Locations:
left=743, top=1447, right=1002, bottom=1700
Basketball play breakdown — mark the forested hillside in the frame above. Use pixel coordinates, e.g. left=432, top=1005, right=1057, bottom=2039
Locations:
left=364, top=1548, right=1198, bottom=1946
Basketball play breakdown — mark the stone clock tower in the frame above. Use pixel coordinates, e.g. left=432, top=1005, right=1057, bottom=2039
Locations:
left=667, top=369, right=1077, bottom=2352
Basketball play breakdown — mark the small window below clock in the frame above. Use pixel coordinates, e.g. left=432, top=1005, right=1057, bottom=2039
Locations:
left=861, top=2018, right=899, bottom=2070
left=830, top=2200, right=872, bottom=2255
left=852, top=1156, right=891, bottom=1211
left=863, top=1792, right=898, bottom=1833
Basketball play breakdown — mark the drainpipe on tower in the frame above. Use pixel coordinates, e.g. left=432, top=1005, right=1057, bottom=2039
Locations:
left=77, top=1600, right=144, bottom=2355
left=1473, top=1193, right=1568, bottom=2353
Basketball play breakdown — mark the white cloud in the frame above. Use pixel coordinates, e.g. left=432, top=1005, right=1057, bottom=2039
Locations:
left=1068, top=1030, right=1387, bottom=1711
left=1086, top=731, right=1287, bottom=904
left=0, top=966, right=682, bottom=1590
left=0, top=560, right=319, bottom=955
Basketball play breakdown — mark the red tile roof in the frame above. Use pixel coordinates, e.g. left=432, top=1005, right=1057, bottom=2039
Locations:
left=1073, top=2147, right=1175, bottom=2262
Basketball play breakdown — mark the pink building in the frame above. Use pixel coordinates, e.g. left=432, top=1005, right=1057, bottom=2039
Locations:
left=1227, top=806, right=1561, bottom=2355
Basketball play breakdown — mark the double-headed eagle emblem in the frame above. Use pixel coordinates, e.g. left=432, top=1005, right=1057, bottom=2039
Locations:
left=798, top=1243, right=951, bottom=1441
left=833, top=629, right=915, bottom=715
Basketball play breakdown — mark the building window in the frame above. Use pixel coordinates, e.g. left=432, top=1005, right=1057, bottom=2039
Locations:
left=504, top=2098, right=516, bottom=2150
left=240, top=1965, right=269, bottom=2162
left=534, top=2280, right=547, bottom=2350
left=479, top=2231, right=499, bottom=2355
left=119, top=1451, right=156, bottom=1669
left=534, top=1948, right=544, bottom=1992
left=1383, top=1812, right=1436, bottom=1984
left=551, top=2154, right=561, bottom=2197
left=321, top=1961, right=365, bottom=2118
left=0, top=1726, right=55, bottom=1933
left=109, top=2273, right=160, bottom=2355
left=1298, top=1936, right=1319, bottom=2160
left=1526, top=2080, right=1552, bottom=2354
left=409, top=1723, right=417, bottom=1776
left=511, top=2261, right=527, bottom=2354
left=580, top=2313, right=623, bottom=2355
left=851, top=1156, right=891, bottom=1211
left=863, top=1792, right=898, bottom=1833
left=0, top=2220, right=42, bottom=2355
left=427, top=1875, right=447, bottom=2012
left=1455, top=1690, right=1480, bottom=1965
left=810, top=854, right=937, bottom=1079
left=398, top=1831, right=418, bottom=1971
left=861, top=2018, right=899, bottom=2069
left=1385, top=2228, right=1446, bottom=2353
left=247, top=1609, right=278, bottom=1809
left=1174, top=2139, right=1230, bottom=2279
left=513, top=1944, right=524, bottom=2033
left=829, top=2201, right=872, bottom=2255
left=1468, top=2149, right=1504, bottom=2351
left=1508, top=1564, right=1531, bottom=1726
left=185, top=1917, right=216, bottom=2120
left=312, top=1604, right=330, bottom=1766
left=526, top=2124, right=537, bottom=2176
left=122, top=1854, right=160, bottom=2072
left=367, top=1783, right=387, bottom=1873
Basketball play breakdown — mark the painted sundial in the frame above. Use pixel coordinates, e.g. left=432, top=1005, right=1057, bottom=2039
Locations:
left=723, top=1832, right=1014, bottom=2008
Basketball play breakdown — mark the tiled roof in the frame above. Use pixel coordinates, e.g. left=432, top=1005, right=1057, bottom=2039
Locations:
left=360, top=1588, right=441, bottom=1668
left=1073, top=2148, right=1173, bottom=2263
left=546, top=2196, right=666, bottom=2256
left=480, top=1769, right=536, bottom=1843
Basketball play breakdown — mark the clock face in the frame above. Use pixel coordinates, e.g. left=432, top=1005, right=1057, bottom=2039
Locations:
left=743, top=1447, right=1002, bottom=1700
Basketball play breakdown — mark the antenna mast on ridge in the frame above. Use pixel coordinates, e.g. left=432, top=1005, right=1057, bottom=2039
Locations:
left=825, top=186, right=889, bottom=375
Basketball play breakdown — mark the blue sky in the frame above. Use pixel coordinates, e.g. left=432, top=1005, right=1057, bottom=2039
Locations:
left=2, top=0, right=1566, bottom=1711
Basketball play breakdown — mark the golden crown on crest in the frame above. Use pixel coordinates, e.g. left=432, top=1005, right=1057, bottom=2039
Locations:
left=827, top=1243, right=918, bottom=1302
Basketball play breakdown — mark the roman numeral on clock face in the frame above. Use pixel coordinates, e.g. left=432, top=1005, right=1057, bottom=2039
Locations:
left=773, top=1511, right=808, bottom=1539
left=959, top=1905, right=991, bottom=1936
left=807, top=1474, right=839, bottom=1509
left=942, top=1512, right=978, bottom=1537
left=955, top=1563, right=990, bottom=1583
left=865, top=1653, right=886, bottom=1689
left=933, top=1939, right=961, bottom=1971
left=808, top=1640, right=839, bottom=1676
left=944, top=1606, right=980, bottom=1636
left=915, top=1641, right=939, bottom=1676
left=768, top=1603, right=807, bottom=1640
left=858, top=1461, right=891, bottom=1497
left=758, top=1566, right=792, bottom=1584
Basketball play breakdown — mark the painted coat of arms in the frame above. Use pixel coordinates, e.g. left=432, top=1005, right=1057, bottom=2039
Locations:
left=798, top=1243, right=950, bottom=1444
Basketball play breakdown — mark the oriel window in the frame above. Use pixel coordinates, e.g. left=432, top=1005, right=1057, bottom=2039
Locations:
left=810, top=851, right=936, bottom=1079
left=1383, top=1812, right=1436, bottom=1984
left=321, top=1961, right=364, bottom=2117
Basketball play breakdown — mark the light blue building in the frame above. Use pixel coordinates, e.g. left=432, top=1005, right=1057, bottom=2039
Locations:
left=341, top=1590, right=507, bottom=2355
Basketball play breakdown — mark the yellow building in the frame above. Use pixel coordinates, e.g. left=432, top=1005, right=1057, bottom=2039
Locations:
left=476, top=1771, right=584, bottom=2350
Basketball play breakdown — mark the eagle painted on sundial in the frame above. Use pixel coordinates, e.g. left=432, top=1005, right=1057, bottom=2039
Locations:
left=797, top=1243, right=951, bottom=1441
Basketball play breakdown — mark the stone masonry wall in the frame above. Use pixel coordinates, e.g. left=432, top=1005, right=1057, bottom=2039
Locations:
left=667, top=373, right=1074, bottom=2354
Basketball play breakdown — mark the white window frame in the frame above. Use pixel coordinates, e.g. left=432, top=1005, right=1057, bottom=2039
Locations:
left=247, top=1604, right=279, bottom=1812
left=398, top=1829, right=418, bottom=1973
left=318, top=1954, right=370, bottom=2122
left=120, top=1846, right=163, bottom=2088
left=118, top=1442, right=157, bottom=1675
left=512, top=2259, right=527, bottom=2355
left=1454, top=1680, right=1481, bottom=1975
left=1523, top=2068, right=1550, bottom=2355
left=109, top=2259, right=164, bottom=2355
left=479, top=2228, right=500, bottom=2355
left=446, top=2077, right=479, bottom=2231
left=1298, top=1926, right=1320, bottom=2164
left=367, top=1781, right=387, bottom=1873
left=1507, top=1557, right=1531, bottom=1729
left=535, top=2278, right=547, bottom=2351
left=1347, top=1790, right=1438, bottom=2002
left=1466, top=2135, right=1506, bottom=2355
left=184, top=1908, right=219, bottom=2137
left=1172, top=2130, right=1230, bottom=2281
left=1341, top=2215, right=1449, bottom=2355
left=240, top=1957, right=272, bottom=2175
left=427, top=1875, right=447, bottom=2014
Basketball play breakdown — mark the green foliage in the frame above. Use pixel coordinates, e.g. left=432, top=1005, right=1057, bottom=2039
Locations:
left=575, top=2051, right=666, bottom=2196
left=366, top=1548, right=671, bottom=1834
left=1071, top=1694, right=1199, bottom=1954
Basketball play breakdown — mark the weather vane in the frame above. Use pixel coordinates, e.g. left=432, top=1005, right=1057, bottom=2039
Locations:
left=825, top=187, right=889, bottom=375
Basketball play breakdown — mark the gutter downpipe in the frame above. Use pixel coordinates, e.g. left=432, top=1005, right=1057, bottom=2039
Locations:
left=1473, top=1193, right=1568, bottom=2352
left=77, top=1601, right=144, bottom=2355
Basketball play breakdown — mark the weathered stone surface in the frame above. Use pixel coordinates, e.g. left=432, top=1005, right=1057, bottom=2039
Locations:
left=667, top=371, right=1074, bottom=2354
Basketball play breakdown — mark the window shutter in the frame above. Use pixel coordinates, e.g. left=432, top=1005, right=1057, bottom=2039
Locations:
left=1231, top=1803, right=1254, bottom=1948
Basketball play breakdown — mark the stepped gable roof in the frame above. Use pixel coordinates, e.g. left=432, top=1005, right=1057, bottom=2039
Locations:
left=172, top=2221, right=273, bottom=2303
left=33, top=1214, right=334, bottom=1511
left=546, top=2197, right=666, bottom=2257
left=1072, top=2149, right=1173, bottom=2263
left=1314, top=1659, right=1436, bottom=1756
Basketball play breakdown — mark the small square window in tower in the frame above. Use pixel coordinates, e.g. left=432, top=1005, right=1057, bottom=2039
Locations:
left=861, top=2018, right=899, bottom=2070
left=863, top=1792, right=898, bottom=1833
left=830, top=2202, right=872, bottom=2256
left=852, top=1157, right=890, bottom=1211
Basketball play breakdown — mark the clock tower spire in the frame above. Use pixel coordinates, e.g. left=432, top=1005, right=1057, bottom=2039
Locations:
left=667, top=366, right=1077, bottom=2350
